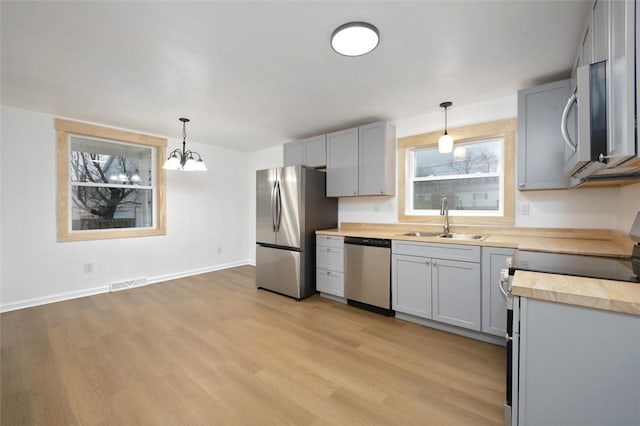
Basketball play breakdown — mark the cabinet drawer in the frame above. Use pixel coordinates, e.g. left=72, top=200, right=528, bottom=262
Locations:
left=316, top=269, right=344, bottom=297
left=316, top=235, right=344, bottom=249
left=392, top=240, right=480, bottom=263
left=317, top=247, right=344, bottom=272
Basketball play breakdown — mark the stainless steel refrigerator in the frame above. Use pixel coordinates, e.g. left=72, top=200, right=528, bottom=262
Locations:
left=256, top=165, right=337, bottom=299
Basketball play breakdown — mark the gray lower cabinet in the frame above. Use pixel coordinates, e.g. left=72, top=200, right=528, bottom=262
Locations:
left=481, top=247, right=515, bottom=337
left=391, top=254, right=432, bottom=318
left=316, top=235, right=344, bottom=297
left=432, top=259, right=481, bottom=331
left=517, top=79, right=571, bottom=190
left=283, top=135, right=327, bottom=168
left=515, top=297, right=640, bottom=426
left=392, top=241, right=480, bottom=331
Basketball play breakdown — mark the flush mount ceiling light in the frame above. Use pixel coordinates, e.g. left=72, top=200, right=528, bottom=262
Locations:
left=162, top=118, right=207, bottom=171
left=331, top=22, right=379, bottom=56
left=438, top=101, right=454, bottom=153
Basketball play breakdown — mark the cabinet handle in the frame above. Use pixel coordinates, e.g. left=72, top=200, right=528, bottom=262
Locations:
left=425, top=260, right=430, bottom=265
left=380, top=189, right=384, bottom=194
left=327, top=248, right=331, bottom=252
left=353, top=191, right=358, bottom=196
left=433, top=261, right=437, bottom=266
left=519, top=183, right=525, bottom=188
left=326, top=270, right=330, bottom=275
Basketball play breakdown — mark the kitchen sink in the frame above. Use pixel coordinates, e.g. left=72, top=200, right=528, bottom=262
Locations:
left=400, top=231, right=487, bottom=241
left=400, top=231, right=444, bottom=237
left=439, top=233, right=487, bottom=241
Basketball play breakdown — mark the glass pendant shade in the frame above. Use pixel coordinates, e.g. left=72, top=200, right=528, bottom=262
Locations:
left=183, top=157, right=197, bottom=171
left=438, top=133, right=454, bottom=153
left=162, top=155, right=181, bottom=170
left=195, top=159, right=207, bottom=171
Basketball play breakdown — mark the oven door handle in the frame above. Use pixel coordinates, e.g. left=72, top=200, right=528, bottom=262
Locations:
left=498, top=269, right=510, bottom=299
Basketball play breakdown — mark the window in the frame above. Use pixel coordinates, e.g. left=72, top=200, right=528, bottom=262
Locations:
left=56, top=119, right=166, bottom=241
left=398, top=119, right=515, bottom=225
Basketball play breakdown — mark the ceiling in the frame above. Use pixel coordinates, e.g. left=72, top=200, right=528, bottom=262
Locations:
left=1, top=1, right=590, bottom=152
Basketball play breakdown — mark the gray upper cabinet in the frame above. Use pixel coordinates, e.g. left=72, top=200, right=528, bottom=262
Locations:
left=283, top=135, right=327, bottom=168
left=606, top=0, right=636, bottom=164
left=481, top=247, right=515, bottom=337
left=592, top=0, right=608, bottom=63
left=326, top=121, right=396, bottom=197
left=283, top=140, right=305, bottom=166
left=517, top=79, right=572, bottom=190
left=432, top=259, right=481, bottom=331
left=358, top=122, right=396, bottom=196
left=326, top=127, right=359, bottom=196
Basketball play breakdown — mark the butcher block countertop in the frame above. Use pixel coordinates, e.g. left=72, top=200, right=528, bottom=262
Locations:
left=316, top=222, right=635, bottom=258
left=317, top=222, right=639, bottom=314
left=511, top=271, right=640, bottom=316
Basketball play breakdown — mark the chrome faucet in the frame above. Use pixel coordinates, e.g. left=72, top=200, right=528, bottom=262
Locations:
left=440, top=197, right=450, bottom=234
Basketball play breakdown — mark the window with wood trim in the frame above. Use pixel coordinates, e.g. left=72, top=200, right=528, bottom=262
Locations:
left=398, top=119, right=516, bottom=225
left=56, top=119, right=167, bottom=241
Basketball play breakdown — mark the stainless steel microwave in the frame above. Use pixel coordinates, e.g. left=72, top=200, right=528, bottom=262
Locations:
left=561, top=61, right=608, bottom=179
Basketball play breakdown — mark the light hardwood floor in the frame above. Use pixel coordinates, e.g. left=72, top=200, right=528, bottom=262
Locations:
left=1, top=266, right=505, bottom=425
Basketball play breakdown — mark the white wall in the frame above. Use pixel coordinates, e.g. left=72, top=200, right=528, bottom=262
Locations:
left=0, top=105, right=251, bottom=311
left=616, top=183, right=640, bottom=232
left=246, top=146, right=283, bottom=262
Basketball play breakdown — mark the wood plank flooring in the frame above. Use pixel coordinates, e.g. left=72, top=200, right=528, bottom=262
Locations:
left=1, top=266, right=505, bottom=425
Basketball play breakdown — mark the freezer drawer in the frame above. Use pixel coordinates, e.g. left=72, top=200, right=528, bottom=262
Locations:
left=256, top=245, right=302, bottom=299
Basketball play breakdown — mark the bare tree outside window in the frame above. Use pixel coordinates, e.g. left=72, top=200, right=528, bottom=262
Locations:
left=411, top=138, right=503, bottom=212
left=69, top=136, right=153, bottom=231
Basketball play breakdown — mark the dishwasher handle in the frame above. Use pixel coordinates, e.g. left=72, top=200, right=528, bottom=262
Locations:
left=344, top=237, right=391, bottom=248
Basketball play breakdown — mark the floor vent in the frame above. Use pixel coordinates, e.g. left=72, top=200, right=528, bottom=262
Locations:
left=110, top=277, right=147, bottom=292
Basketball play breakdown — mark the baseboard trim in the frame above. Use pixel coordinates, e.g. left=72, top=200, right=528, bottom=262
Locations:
left=0, top=260, right=254, bottom=313
left=0, top=285, right=110, bottom=313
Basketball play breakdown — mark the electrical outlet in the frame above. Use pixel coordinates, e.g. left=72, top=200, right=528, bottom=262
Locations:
left=516, top=202, right=530, bottom=215
left=84, top=263, right=93, bottom=273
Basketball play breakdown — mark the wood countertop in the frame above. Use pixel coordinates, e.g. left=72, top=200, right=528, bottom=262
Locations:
left=316, top=223, right=635, bottom=258
left=317, top=222, right=638, bottom=315
left=512, top=270, right=640, bottom=316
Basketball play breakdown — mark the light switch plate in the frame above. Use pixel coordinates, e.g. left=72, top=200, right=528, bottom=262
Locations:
left=516, top=202, right=530, bottom=215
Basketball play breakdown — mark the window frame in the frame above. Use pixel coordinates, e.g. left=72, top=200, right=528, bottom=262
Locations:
left=56, top=118, right=167, bottom=241
left=397, top=118, right=516, bottom=225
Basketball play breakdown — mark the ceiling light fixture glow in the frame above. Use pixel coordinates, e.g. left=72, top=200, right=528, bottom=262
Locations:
left=331, top=22, right=379, bottom=57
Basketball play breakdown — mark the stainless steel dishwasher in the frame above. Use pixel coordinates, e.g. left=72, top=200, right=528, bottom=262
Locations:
left=343, top=236, right=393, bottom=315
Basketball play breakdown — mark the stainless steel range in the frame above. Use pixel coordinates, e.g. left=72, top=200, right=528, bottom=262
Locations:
left=500, top=212, right=640, bottom=425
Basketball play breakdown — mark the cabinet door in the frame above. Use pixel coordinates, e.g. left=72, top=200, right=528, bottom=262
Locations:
left=581, top=20, right=593, bottom=66
left=392, top=254, right=431, bottom=319
left=432, top=259, right=481, bottom=330
left=304, top=135, right=327, bottom=168
left=517, top=298, right=640, bottom=426
left=358, top=121, right=395, bottom=196
left=517, top=79, right=571, bottom=190
left=481, top=247, right=514, bottom=337
left=592, top=0, right=608, bottom=63
left=607, top=0, right=636, bottom=164
left=326, top=127, right=359, bottom=197
left=283, top=140, right=305, bottom=166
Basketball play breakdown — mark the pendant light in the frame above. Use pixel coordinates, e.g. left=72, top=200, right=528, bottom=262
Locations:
left=162, top=118, right=207, bottom=171
left=438, top=101, right=454, bottom=153
left=331, top=22, right=379, bottom=56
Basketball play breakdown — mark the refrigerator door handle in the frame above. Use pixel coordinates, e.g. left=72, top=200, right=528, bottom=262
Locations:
left=270, top=180, right=277, bottom=232
left=275, top=180, right=282, bottom=232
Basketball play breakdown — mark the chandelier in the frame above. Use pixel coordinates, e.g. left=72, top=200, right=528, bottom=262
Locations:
left=162, top=118, right=207, bottom=171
